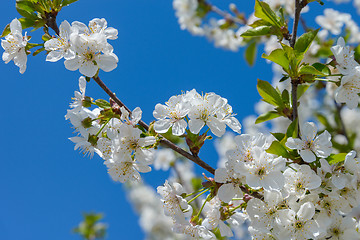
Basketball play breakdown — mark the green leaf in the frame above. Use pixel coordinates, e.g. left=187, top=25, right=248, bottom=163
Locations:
left=266, top=141, right=290, bottom=158
left=0, top=23, right=10, bottom=38
left=286, top=118, right=298, bottom=138
left=279, top=75, right=289, bottom=82
left=312, top=63, right=331, bottom=75
left=255, top=111, right=280, bottom=124
left=32, top=19, right=46, bottom=31
left=61, top=0, right=79, bottom=7
left=18, top=17, right=36, bottom=29
left=327, top=153, right=347, bottom=165
left=282, top=89, right=290, bottom=104
left=257, top=79, right=284, bottom=107
left=16, top=1, right=35, bottom=12
left=297, top=84, right=310, bottom=99
left=271, top=132, right=285, bottom=141
left=281, top=43, right=299, bottom=74
left=262, top=49, right=289, bottom=71
left=299, top=65, right=326, bottom=76
left=245, top=41, right=257, bottom=66
left=94, top=99, right=111, bottom=109
left=249, top=19, right=272, bottom=28
left=16, top=1, right=38, bottom=20
left=294, top=29, right=319, bottom=55
left=254, top=0, right=281, bottom=27
left=241, top=26, right=272, bottom=37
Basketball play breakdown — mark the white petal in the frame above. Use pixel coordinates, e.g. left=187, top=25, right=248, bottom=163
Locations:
left=189, top=119, right=205, bottom=134
left=214, top=168, right=229, bottom=183
left=301, top=122, right=317, bottom=142
left=97, top=53, right=118, bottom=72
left=172, top=119, right=187, bottom=136
left=299, top=149, right=316, bottom=163
left=217, top=184, right=235, bottom=203
left=46, top=50, right=63, bottom=62
left=153, top=104, right=169, bottom=119
left=207, top=117, right=226, bottom=137
left=64, top=57, right=81, bottom=71
left=10, top=18, right=22, bottom=33
left=79, top=61, right=98, bottom=77
left=154, top=119, right=172, bottom=133
left=297, top=202, right=315, bottom=222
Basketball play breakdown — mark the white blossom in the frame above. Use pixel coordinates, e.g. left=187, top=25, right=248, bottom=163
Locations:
left=44, top=20, right=76, bottom=62
left=1, top=18, right=28, bottom=73
left=286, top=122, right=332, bottom=163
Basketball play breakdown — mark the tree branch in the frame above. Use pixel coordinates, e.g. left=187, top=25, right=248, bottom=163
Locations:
left=211, top=5, right=246, bottom=24
left=92, top=77, right=216, bottom=174
left=290, top=0, right=305, bottom=136
left=47, top=15, right=216, bottom=175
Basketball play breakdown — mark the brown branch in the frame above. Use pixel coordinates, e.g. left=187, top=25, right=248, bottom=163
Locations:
left=290, top=0, right=306, bottom=136
left=290, top=0, right=302, bottom=48
left=45, top=11, right=60, bottom=35
left=92, top=77, right=215, bottom=174
left=46, top=15, right=216, bottom=175
left=240, top=186, right=264, bottom=200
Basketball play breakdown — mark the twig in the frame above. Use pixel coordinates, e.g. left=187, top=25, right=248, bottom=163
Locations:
left=334, top=101, right=349, bottom=143
left=46, top=14, right=216, bottom=175
left=92, top=77, right=216, bottom=174
left=211, top=5, right=245, bottom=24
left=290, top=0, right=305, bottom=137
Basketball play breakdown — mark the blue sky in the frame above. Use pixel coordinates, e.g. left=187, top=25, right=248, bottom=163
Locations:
left=0, top=0, right=357, bottom=239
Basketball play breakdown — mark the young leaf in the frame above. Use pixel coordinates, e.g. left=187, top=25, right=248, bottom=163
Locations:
left=297, top=84, right=310, bottom=99
left=271, top=132, right=285, bottom=141
left=19, top=17, right=36, bottom=29
left=282, top=89, right=290, bottom=104
left=255, top=111, right=280, bottom=124
left=257, top=79, right=284, bottom=107
left=245, top=41, right=257, bottom=66
left=327, top=153, right=347, bottom=165
left=241, top=26, right=272, bottom=37
left=312, top=63, right=331, bottom=76
left=262, top=49, right=289, bottom=71
left=286, top=118, right=298, bottom=138
left=254, top=0, right=281, bottom=27
left=249, top=19, right=272, bottom=28
left=0, top=24, right=10, bottom=38
left=266, top=141, right=290, bottom=158
left=294, top=29, right=319, bottom=55
left=299, top=65, right=326, bottom=76
left=95, top=99, right=111, bottom=109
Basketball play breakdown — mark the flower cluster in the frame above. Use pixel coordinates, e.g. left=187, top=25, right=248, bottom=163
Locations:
left=331, top=37, right=360, bottom=109
left=45, top=18, right=118, bottom=77
left=1, top=18, right=29, bottom=74
left=155, top=119, right=360, bottom=239
left=153, top=89, right=241, bottom=137
left=66, top=76, right=156, bottom=183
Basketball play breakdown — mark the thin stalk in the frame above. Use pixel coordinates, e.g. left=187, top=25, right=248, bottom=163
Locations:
left=91, top=77, right=216, bottom=174
left=211, top=5, right=245, bottom=24
left=95, top=118, right=111, bottom=137
left=195, top=194, right=211, bottom=218
left=187, top=189, right=210, bottom=204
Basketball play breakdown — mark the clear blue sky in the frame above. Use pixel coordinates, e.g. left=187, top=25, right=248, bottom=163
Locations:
left=0, top=0, right=355, bottom=239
